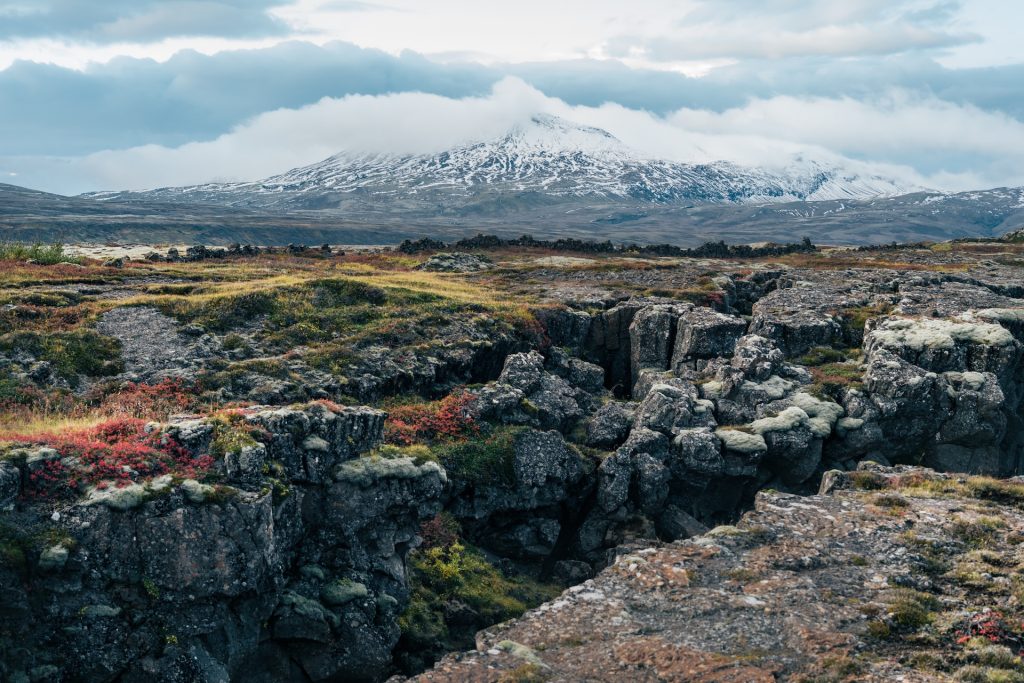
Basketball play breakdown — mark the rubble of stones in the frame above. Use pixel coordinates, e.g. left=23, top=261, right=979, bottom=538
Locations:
left=415, top=252, right=493, bottom=273
left=138, top=243, right=337, bottom=263
left=398, top=232, right=816, bottom=258
left=6, top=237, right=1024, bottom=681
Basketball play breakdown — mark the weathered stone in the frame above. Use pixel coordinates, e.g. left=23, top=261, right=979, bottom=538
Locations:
left=415, top=252, right=492, bottom=272
left=671, top=307, right=747, bottom=369
left=0, top=461, right=19, bottom=508
left=629, top=305, right=684, bottom=394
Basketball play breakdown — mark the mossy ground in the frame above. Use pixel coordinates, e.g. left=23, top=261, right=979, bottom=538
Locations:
left=844, top=470, right=1024, bottom=680
left=0, top=247, right=542, bottom=436
left=398, top=532, right=561, bottom=673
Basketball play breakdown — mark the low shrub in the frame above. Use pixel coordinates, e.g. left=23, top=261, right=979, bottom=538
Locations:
left=431, top=427, right=521, bottom=486
left=0, top=329, right=122, bottom=380
left=399, top=540, right=560, bottom=662
left=12, top=418, right=213, bottom=499
left=0, top=242, right=79, bottom=265
left=384, top=391, right=478, bottom=446
left=92, top=378, right=199, bottom=420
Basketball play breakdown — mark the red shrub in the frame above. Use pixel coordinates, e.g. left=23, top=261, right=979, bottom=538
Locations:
left=311, top=399, right=349, bottom=414
left=955, top=611, right=1024, bottom=652
left=384, top=391, right=478, bottom=446
left=95, top=378, right=199, bottom=420
left=18, top=418, right=213, bottom=500
left=419, top=513, right=461, bottom=549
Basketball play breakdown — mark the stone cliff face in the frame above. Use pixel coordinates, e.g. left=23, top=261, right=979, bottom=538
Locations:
left=1, top=404, right=445, bottom=682
left=468, top=268, right=1024, bottom=579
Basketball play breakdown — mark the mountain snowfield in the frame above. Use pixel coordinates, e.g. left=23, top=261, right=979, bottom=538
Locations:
left=87, top=114, right=917, bottom=210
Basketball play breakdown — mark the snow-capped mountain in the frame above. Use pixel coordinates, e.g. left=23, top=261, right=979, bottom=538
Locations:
left=87, top=114, right=916, bottom=211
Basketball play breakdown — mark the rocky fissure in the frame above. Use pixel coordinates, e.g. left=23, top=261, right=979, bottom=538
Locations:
left=7, top=242, right=1024, bottom=681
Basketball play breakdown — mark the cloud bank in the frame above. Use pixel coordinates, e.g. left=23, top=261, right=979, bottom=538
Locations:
left=9, top=78, right=1023, bottom=195
left=0, top=0, right=292, bottom=42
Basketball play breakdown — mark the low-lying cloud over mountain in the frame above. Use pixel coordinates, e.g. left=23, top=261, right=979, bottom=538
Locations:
left=8, top=77, right=1023, bottom=196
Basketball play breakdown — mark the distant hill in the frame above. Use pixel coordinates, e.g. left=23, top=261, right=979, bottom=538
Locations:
left=2, top=179, right=1023, bottom=247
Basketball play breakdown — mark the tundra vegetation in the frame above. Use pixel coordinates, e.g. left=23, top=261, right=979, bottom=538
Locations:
left=4, top=235, right=1024, bottom=681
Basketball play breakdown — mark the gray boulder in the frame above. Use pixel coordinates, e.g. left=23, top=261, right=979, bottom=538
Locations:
left=415, top=252, right=492, bottom=272
left=585, top=402, right=636, bottom=449
left=629, top=305, right=684, bottom=393
left=865, top=316, right=1021, bottom=380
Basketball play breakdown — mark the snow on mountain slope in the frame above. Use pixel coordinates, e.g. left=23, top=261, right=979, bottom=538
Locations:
left=86, top=114, right=918, bottom=209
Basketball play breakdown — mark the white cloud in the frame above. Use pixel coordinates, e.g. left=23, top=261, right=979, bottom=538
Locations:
left=669, top=93, right=1024, bottom=159
left=604, top=0, right=981, bottom=61
left=8, top=77, right=1024, bottom=194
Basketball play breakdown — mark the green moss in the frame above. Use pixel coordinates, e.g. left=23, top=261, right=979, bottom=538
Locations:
left=163, top=290, right=278, bottom=332
left=965, top=478, right=1024, bottom=508
left=432, top=427, right=523, bottom=486
left=142, top=577, right=160, bottom=599
left=0, top=540, right=26, bottom=573
left=838, top=303, right=895, bottom=341
left=399, top=542, right=560, bottom=652
left=952, top=516, right=1005, bottom=549
left=796, top=346, right=854, bottom=366
left=321, top=578, right=369, bottom=606
left=15, top=290, right=82, bottom=307
left=142, top=283, right=199, bottom=295
left=0, top=329, right=123, bottom=380
left=955, top=665, right=1024, bottom=683
left=308, top=279, right=386, bottom=307
left=374, top=444, right=437, bottom=466
left=221, top=333, right=248, bottom=351
left=498, top=663, right=551, bottom=683
left=900, top=532, right=953, bottom=576
left=208, top=415, right=261, bottom=459
left=866, top=620, right=892, bottom=639
left=889, top=589, right=937, bottom=630
left=0, top=521, right=74, bottom=575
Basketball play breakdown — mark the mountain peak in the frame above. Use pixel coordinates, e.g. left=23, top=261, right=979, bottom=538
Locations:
left=496, top=114, right=630, bottom=157
left=84, top=114, right=917, bottom=209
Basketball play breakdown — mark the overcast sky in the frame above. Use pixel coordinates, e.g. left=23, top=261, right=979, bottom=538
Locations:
left=1, top=0, right=1022, bottom=194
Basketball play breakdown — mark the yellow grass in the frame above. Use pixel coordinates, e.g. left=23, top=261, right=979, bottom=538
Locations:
left=0, top=414, right=108, bottom=441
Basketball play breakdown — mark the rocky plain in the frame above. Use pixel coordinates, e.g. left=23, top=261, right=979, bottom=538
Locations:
left=4, top=233, right=1024, bottom=682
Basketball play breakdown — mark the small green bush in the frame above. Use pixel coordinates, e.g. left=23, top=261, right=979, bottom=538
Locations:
left=432, top=427, right=522, bottom=486
left=0, top=242, right=79, bottom=265
left=400, top=541, right=560, bottom=651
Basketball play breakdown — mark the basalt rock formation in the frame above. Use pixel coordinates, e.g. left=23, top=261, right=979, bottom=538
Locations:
left=6, top=239, right=1024, bottom=681
left=0, top=404, right=445, bottom=682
